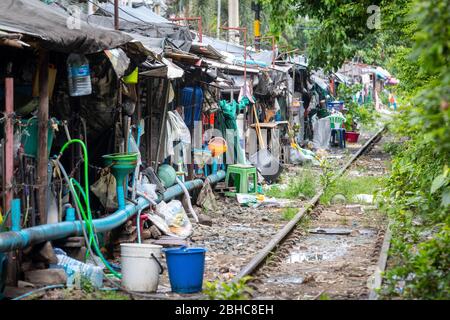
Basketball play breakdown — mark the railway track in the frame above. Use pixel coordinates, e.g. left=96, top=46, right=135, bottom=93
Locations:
left=233, top=127, right=390, bottom=300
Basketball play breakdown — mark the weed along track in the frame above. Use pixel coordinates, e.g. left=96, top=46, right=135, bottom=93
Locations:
left=235, top=128, right=391, bottom=300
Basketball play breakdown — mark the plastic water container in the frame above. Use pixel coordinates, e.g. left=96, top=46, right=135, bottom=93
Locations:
left=67, top=53, right=92, bottom=96
left=50, top=248, right=103, bottom=288
left=164, top=246, right=207, bottom=293
left=120, top=243, right=163, bottom=292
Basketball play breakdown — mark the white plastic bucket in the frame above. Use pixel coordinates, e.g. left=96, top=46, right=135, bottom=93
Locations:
left=120, top=243, right=163, bottom=292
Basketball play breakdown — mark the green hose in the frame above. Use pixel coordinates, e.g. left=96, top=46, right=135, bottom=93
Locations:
left=58, top=139, right=122, bottom=279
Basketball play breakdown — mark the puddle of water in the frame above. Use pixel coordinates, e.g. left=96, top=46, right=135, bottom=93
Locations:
left=285, top=235, right=349, bottom=263
left=266, top=275, right=304, bottom=284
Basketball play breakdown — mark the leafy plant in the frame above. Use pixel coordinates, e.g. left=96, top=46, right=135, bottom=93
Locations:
left=336, top=84, right=377, bottom=130
left=203, top=276, right=253, bottom=300
left=281, top=207, right=298, bottom=221
left=320, top=175, right=382, bottom=205
left=319, top=158, right=337, bottom=191
left=266, top=170, right=318, bottom=199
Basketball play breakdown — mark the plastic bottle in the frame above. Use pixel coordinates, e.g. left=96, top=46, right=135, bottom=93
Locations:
left=66, top=53, right=92, bottom=96
left=51, top=248, right=103, bottom=288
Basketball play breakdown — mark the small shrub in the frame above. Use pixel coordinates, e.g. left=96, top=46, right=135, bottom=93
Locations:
left=281, top=208, right=298, bottom=221
left=266, top=170, right=318, bottom=199
left=203, top=276, right=253, bottom=300
left=320, top=175, right=382, bottom=205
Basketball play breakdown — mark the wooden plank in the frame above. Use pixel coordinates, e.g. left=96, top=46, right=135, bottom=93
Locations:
left=3, top=74, right=14, bottom=224
left=36, top=49, right=49, bottom=225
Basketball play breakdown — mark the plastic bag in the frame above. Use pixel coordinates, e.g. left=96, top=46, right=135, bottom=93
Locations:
left=290, top=146, right=320, bottom=166
left=136, top=177, right=158, bottom=201
left=164, top=111, right=191, bottom=164
left=90, top=171, right=117, bottom=210
left=312, top=116, right=331, bottom=149
left=155, top=200, right=192, bottom=239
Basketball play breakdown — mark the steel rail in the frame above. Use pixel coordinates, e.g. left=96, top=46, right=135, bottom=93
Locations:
left=234, top=126, right=386, bottom=281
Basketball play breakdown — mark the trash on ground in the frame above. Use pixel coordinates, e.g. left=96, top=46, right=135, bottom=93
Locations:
left=50, top=248, right=103, bottom=288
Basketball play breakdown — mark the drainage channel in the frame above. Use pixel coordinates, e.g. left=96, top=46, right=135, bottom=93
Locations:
left=235, top=127, right=390, bottom=300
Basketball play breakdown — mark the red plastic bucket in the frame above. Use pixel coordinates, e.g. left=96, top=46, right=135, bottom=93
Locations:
left=345, top=132, right=360, bottom=143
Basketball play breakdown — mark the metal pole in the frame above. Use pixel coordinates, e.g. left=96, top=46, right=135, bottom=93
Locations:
left=252, top=2, right=261, bottom=51
left=228, top=0, right=240, bottom=44
left=243, top=29, right=247, bottom=97
left=36, top=49, right=49, bottom=225
left=114, top=0, right=119, bottom=30
left=216, top=0, right=221, bottom=39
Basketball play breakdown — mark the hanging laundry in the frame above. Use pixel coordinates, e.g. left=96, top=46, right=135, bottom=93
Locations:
left=238, top=80, right=255, bottom=104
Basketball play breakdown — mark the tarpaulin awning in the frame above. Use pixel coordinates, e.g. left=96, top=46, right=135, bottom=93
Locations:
left=90, top=4, right=194, bottom=52
left=0, top=0, right=132, bottom=54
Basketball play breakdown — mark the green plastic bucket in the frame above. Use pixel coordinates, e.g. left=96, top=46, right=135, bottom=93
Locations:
left=20, top=118, right=56, bottom=158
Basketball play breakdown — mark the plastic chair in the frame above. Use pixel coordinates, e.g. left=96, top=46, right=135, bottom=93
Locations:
left=225, top=164, right=258, bottom=196
left=326, top=114, right=346, bottom=148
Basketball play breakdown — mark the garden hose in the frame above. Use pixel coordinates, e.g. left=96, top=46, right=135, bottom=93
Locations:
left=57, top=139, right=122, bottom=279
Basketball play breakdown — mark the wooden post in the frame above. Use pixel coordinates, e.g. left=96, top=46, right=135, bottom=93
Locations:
left=4, top=63, right=18, bottom=286
left=36, top=49, right=49, bottom=225
left=3, top=65, right=14, bottom=226
left=154, top=80, right=170, bottom=171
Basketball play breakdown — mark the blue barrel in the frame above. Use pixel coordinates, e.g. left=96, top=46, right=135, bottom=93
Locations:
left=164, top=246, right=207, bottom=293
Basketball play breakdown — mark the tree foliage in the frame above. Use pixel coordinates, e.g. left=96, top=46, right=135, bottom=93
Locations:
left=263, top=0, right=449, bottom=299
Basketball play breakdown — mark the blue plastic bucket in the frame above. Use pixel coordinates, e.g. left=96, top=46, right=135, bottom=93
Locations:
left=164, top=246, right=207, bottom=294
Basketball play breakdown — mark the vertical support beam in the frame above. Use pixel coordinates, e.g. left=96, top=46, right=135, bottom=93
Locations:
left=228, top=0, right=240, bottom=44
left=3, top=66, right=14, bottom=226
left=216, top=0, right=221, bottom=39
left=114, top=0, right=119, bottom=30
left=4, top=64, right=17, bottom=286
left=154, top=80, right=170, bottom=171
left=36, top=49, right=49, bottom=225
left=252, top=1, right=261, bottom=51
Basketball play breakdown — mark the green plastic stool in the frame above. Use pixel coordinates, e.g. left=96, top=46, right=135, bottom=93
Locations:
left=225, top=164, right=258, bottom=196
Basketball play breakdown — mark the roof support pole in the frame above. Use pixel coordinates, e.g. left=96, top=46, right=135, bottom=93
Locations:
left=3, top=63, right=14, bottom=227
left=4, top=63, right=18, bottom=286
left=36, top=49, right=49, bottom=225
left=114, top=0, right=119, bottom=30
left=216, top=0, right=221, bottom=39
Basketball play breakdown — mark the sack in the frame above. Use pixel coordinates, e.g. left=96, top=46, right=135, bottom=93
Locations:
left=90, top=171, right=117, bottom=210
left=155, top=200, right=192, bottom=239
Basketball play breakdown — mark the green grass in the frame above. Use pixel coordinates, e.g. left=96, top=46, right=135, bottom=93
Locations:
left=320, top=174, right=383, bottom=205
left=266, top=170, right=318, bottom=199
left=281, top=208, right=298, bottom=221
